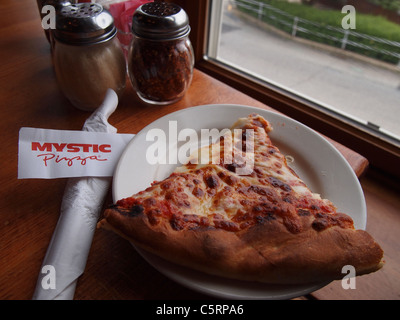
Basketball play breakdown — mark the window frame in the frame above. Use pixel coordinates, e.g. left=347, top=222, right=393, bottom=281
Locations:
left=173, top=0, right=400, bottom=179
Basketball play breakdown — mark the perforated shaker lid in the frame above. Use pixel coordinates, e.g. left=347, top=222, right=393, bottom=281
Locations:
left=131, top=2, right=190, bottom=40
left=54, top=3, right=116, bottom=45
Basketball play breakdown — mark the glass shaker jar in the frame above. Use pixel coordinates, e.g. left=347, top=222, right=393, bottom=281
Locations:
left=127, top=2, right=194, bottom=105
left=52, top=3, right=126, bottom=111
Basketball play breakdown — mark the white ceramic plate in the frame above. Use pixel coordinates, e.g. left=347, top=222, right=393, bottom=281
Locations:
left=113, top=104, right=367, bottom=300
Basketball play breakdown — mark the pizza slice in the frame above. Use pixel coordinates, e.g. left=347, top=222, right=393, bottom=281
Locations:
left=98, top=113, right=384, bottom=284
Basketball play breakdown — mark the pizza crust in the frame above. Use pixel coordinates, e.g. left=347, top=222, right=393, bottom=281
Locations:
left=99, top=209, right=273, bottom=282
left=99, top=206, right=383, bottom=284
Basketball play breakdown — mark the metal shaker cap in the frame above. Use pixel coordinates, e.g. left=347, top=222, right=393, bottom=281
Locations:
left=132, top=2, right=190, bottom=40
left=54, top=3, right=116, bottom=45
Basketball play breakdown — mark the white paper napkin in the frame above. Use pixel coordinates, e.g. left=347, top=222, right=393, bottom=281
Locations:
left=32, top=89, right=120, bottom=300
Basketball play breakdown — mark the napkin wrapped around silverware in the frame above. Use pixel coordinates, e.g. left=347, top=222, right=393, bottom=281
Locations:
left=32, top=89, right=120, bottom=300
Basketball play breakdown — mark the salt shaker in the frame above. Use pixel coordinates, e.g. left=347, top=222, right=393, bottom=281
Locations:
left=52, top=3, right=126, bottom=111
left=127, top=2, right=194, bottom=105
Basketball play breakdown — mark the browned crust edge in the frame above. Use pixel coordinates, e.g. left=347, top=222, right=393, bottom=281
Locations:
left=98, top=207, right=384, bottom=285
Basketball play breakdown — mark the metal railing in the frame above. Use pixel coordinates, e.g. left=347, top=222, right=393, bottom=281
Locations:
left=232, top=0, right=400, bottom=65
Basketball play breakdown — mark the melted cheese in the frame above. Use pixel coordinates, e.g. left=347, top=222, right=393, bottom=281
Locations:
left=117, top=114, right=337, bottom=232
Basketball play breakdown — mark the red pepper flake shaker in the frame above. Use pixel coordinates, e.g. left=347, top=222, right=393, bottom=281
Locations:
left=127, top=1, right=194, bottom=105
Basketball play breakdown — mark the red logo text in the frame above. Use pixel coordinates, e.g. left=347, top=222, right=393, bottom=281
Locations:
left=32, top=142, right=111, bottom=167
left=31, top=142, right=111, bottom=153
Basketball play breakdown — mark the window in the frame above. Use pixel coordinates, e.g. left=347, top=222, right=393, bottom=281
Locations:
left=178, top=0, right=400, bottom=177
left=207, top=0, right=400, bottom=145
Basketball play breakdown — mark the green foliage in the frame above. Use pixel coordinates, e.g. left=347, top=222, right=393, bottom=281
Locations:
left=367, top=0, right=400, bottom=12
left=234, top=0, right=400, bottom=64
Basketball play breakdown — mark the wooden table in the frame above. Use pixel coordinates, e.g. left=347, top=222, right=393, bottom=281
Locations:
left=1, top=0, right=370, bottom=301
